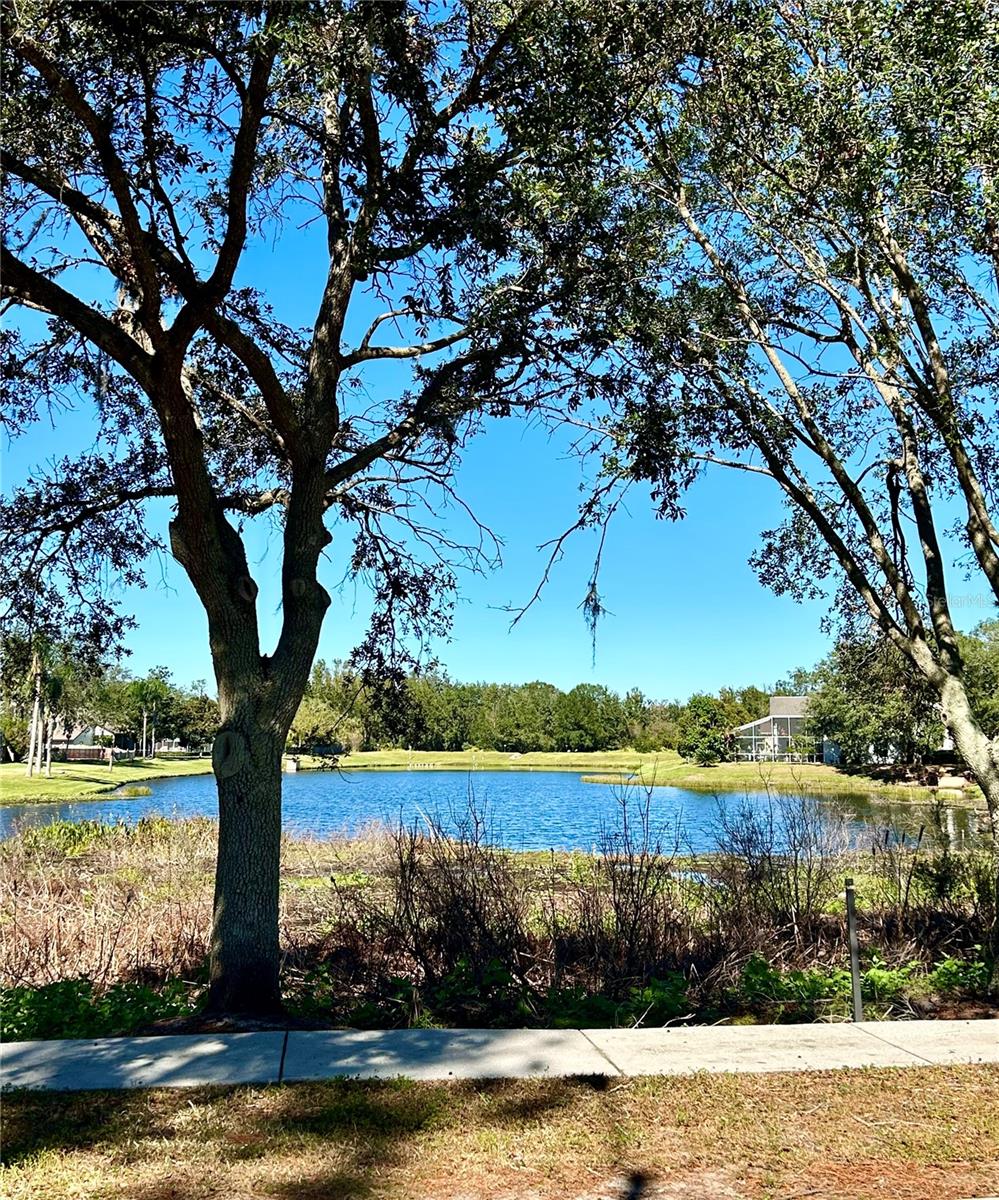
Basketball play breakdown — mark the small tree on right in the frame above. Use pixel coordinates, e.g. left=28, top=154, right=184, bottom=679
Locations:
left=573, top=0, right=999, bottom=821
left=803, top=638, right=945, bottom=768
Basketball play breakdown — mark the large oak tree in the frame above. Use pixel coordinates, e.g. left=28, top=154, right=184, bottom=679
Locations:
left=0, top=0, right=623, bottom=1012
left=554, top=0, right=999, bottom=822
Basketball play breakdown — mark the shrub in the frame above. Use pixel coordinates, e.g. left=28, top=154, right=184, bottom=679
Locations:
left=710, top=793, right=847, bottom=948
left=861, top=958, right=921, bottom=1003
left=18, top=819, right=112, bottom=857
left=0, top=978, right=198, bottom=1040
left=735, top=954, right=852, bottom=1020
left=546, top=972, right=689, bottom=1028
left=925, top=955, right=991, bottom=996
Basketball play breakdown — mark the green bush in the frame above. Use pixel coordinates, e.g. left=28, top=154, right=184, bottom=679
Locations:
left=547, top=973, right=689, bottom=1028
left=925, top=954, right=991, bottom=996
left=15, top=815, right=184, bottom=859
left=861, top=958, right=921, bottom=1003
left=545, top=986, right=622, bottom=1028
left=18, top=820, right=112, bottom=857
left=737, top=954, right=852, bottom=1017
left=733, top=950, right=992, bottom=1021
left=428, top=956, right=533, bottom=1025
left=0, top=978, right=199, bottom=1040
left=622, top=973, right=689, bottom=1024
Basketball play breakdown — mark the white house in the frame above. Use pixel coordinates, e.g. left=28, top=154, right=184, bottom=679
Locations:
left=731, top=696, right=837, bottom=764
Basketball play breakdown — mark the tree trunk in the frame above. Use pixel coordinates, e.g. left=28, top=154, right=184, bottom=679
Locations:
left=34, top=701, right=46, bottom=775
left=24, top=659, right=40, bottom=777
left=939, top=675, right=999, bottom=832
left=205, top=720, right=284, bottom=1014
left=142, top=709, right=148, bottom=758
left=44, top=707, right=53, bottom=777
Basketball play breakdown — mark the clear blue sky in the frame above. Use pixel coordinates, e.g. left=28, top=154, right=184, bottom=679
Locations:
left=6, top=393, right=836, bottom=701
left=8, top=191, right=985, bottom=703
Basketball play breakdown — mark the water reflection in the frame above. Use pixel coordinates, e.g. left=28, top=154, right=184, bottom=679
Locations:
left=0, top=769, right=984, bottom=852
left=833, top=791, right=982, bottom=849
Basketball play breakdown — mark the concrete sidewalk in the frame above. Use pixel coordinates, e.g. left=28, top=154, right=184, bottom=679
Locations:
left=2, top=1020, right=995, bottom=1092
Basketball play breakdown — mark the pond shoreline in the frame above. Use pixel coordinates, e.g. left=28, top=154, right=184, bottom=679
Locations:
left=1, top=749, right=983, bottom=809
left=1, top=766, right=986, bottom=852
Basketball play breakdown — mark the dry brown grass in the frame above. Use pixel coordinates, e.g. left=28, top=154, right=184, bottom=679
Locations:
left=3, top=810, right=995, bottom=1033
left=2, top=1065, right=997, bottom=1199
left=1, top=818, right=217, bottom=988
left=0, top=817, right=405, bottom=991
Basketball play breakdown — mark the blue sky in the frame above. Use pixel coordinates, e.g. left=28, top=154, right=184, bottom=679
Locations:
left=6, top=165, right=989, bottom=704
left=6, top=386, right=836, bottom=700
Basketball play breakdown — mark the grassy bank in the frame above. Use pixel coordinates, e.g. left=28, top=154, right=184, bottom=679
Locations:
left=329, top=747, right=661, bottom=773
left=330, top=750, right=984, bottom=805
left=0, top=756, right=214, bottom=806
left=5, top=748, right=982, bottom=808
left=3, top=1066, right=998, bottom=1200
left=583, top=756, right=983, bottom=802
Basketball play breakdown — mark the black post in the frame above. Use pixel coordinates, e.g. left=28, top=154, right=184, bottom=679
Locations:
left=845, top=876, right=863, bottom=1022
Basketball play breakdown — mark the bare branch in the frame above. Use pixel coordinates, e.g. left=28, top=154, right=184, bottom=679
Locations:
left=342, top=326, right=470, bottom=366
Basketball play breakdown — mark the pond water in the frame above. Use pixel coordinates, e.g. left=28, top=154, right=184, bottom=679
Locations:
left=0, top=768, right=984, bottom=853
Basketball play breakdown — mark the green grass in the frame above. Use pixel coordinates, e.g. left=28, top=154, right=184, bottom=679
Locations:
left=582, top=755, right=982, bottom=802
left=0, top=756, right=213, bottom=806
left=2, top=1066, right=997, bottom=1200
left=325, top=747, right=663, bottom=773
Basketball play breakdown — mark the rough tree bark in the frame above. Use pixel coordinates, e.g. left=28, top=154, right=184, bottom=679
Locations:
left=939, top=677, right=999, bottom=818
left=209, top=721, right=284, bottom=1012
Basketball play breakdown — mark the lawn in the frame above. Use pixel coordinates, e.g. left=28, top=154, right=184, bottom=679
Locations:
left=331, top=747, right=664, bottom=773
left=2, top=1066, right=997, bottom=1199
left=584, top=757, right=981, bottom=802
left=0, top=756, right=213, bottom=805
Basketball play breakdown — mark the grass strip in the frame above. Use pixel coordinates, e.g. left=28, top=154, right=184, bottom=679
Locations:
left=2, top=1065, right=997, bottom=1199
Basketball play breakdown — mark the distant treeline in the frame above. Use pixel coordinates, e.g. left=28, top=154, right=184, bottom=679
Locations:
left=0, top=631, right=220, bottom=762
left=289, top=660, right=773, bottom=755
left=292, top=620, right=999, bottom=763
left=6, top=622, right=995, bottom=766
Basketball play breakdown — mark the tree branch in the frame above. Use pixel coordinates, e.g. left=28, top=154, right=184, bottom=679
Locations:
left=0, top=247, right=153, bottom=384
left=171, top=36, right=278, bottom=343
left=12, top=34, right=161, bottom=324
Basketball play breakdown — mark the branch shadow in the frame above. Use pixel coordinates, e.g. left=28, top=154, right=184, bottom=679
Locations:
left=3, top=1074, right=656, bottom=1200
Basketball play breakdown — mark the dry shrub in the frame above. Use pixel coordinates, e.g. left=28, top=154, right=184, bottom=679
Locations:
left=2, top=789, right=995, bottom=1024
left=1, top=817, right=215, bottom=988
left=543, top=786, right=694, bottom=995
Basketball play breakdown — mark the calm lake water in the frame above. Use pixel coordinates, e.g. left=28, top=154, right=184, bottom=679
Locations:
left=0, top=768, right=984, bottom=852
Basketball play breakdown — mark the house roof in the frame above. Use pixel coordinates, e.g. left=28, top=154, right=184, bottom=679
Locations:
left=732, top=696, right=810, bottom=734
left=733, top=715, right=773, bottom=734
left=51, top=722, right=121, bottom=743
